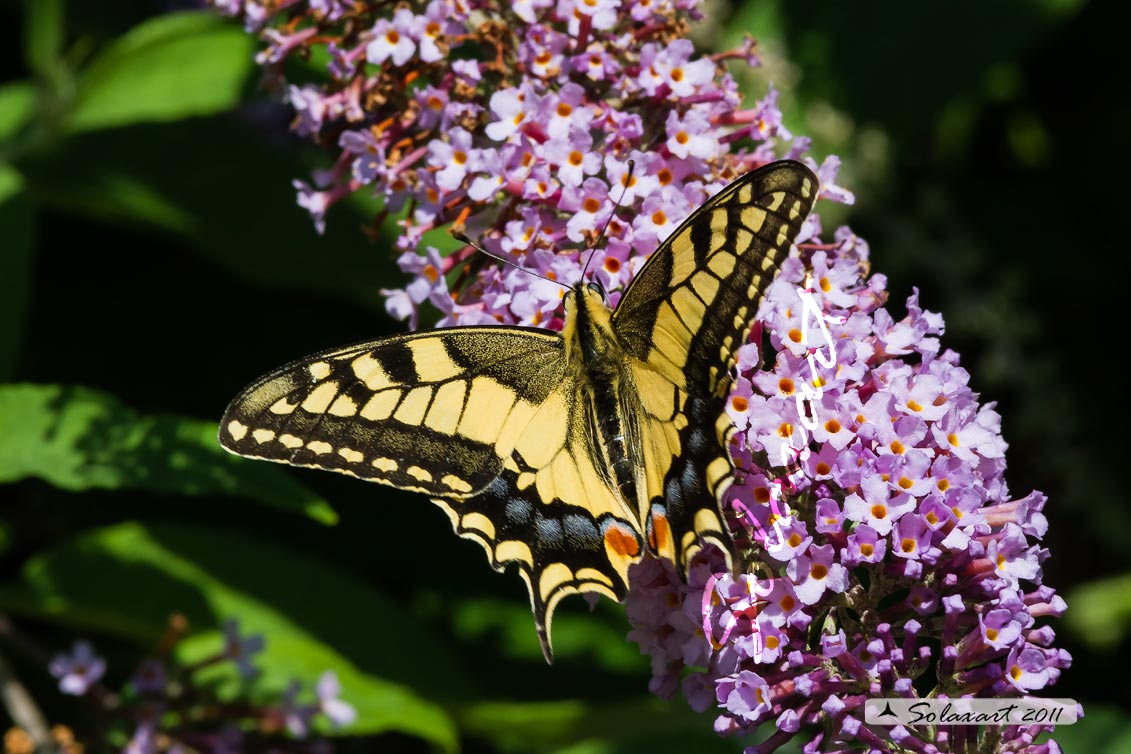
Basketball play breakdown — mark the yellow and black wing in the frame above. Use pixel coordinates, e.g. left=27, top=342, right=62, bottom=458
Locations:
left=614, top=160, right=818, bottom=571
left=219, top=327, right=643, bottom=660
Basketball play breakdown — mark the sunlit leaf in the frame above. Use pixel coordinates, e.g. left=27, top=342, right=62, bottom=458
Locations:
left=0, top=82, right=36, bottom=146
left=0, top=521, right=465, bottom=747
left=1064, top=573, right=1131, bottom=648
left=0, top=383, right=335, bottom=523
left=459, top=698, right=744, bottom=754
left=1039, top=703, right=1131, bottom=754
left=66, top=12, right=255, bottom=133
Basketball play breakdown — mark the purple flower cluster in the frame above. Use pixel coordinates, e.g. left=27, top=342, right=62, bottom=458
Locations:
left=213, top=2, right=1070, bottom=752
left=625, top=234, right=1071, bottom=753
left=48, top=619, right=355, bottom=754
left=210, top=0, right=849, bottom=329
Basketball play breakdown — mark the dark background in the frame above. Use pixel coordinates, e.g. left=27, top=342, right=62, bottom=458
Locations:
left=1, top=0, right=1128, bottom=751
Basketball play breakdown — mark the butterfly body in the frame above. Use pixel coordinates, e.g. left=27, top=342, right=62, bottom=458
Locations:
left=220, top=161, right=818, bottom=660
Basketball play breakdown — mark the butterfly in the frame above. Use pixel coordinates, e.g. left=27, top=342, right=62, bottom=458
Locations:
left=219, top=160, right=817, bottom=661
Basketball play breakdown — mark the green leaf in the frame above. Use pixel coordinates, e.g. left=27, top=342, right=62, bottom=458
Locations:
left=0, top=383, right=335, bottom=523
left=66, top=11, right=256, bottom=133
left=1064, top=573, right=1131, bottom=648
left=1040, top=703, right=1131, bottom=754
left=0, top=165, right=34, bottom=379
left=23, top=0, right=66, bottom=78
left=0, top=521, right=462, bottom=748
left=459, top=697, right=744, bottom=754
left=0, top=82, right=37, bottom=146
left=448, top=597, right=646, bottom=671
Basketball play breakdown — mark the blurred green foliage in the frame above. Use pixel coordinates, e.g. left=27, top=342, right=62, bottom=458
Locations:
left=0, top=0, right=1128, bottom=752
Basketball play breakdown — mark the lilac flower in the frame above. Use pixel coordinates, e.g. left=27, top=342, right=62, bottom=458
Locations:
left=281, top=680, right=315, bottom=737
left=222, top=618, right=265, bottom=680
left=131, top=659, right=167, bottom=694
left=49, top=640, right=106, bottom=696
left=317, top=671, right=357, bottom=727
left=366, top=8, right=417, bottom=66
left=123, top=721, right=158, bottom=754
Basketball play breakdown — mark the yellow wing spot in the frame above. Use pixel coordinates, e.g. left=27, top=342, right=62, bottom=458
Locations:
left=549, top=451, right=585, bottom=503
left=666, top=235, right=697, bottom=286
left=395, top=386, right=433, bottom=425
left=351, top=352, right=393, bottom=390
left=708, top=365, right=720, bottom=390
left=424, top=380, right=467, bottom=434
left=338, top=447, right=364, bottom=463
left=301, top=381, right=339, bottom=413
left=715, top=412, right=734, bottom=442
left=441, top=474, right=473, bottom=493
left=279, top=434, right=303, bottom=449
left=708, top=251, right=736, bottom=278
left=227, top=420, right=248, bottom=441
left=307, top=440, right=333, bottom=455
left=684, top=510, right=723, bottom=552
left=575, top=567, right=614, bottom=588
left=745, top=272, right=765, bottom=298
left=308, top=361, right=332, bottom=380
left=517, top=472, right=536, bottom=490
left=737, top=183, right=753, bottom=203
left=407, top=338, right=463, bottom=382
left=690, top=271, right=720, bottom=306
left=252, top=428, right=275, bottom=444
left=407, top=465, right=433, bottom=482
left=269, top=397, right=298, bottom=415
left=776, top=223, right=792, bottom=249
left=539, top=562, right=575, bottom=599
left=495, top=397, right=539, bottom=456
left=652, top=306, right=691, bottom=367
left=513, top=391, right=569, bottom=468
left=710, top=207, right=727, bottom=235
left=706, top=456, right=731, bottom=490
left=372, top=457, right=398, bottom=472
left=328, top=394, right=359, bottom=417
left=741, top=205, right=767, bottom=232
left=360, top=390, right=400, bottom=421
left=788, top=198, right=803, bottom=220
left=458, top=376, right=516, bottom=444
left=461, top=511, right=496, bottom=538
left=635, top=366, right=678, bottom=419
left=495, top=539, right=533, bottom=566
left=766, top=191, right=785, bottom=212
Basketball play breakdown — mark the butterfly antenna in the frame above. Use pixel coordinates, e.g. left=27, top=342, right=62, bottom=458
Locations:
left=581, top=159, right=636, bottom=281
left=452, top=230, right=566, bottom=289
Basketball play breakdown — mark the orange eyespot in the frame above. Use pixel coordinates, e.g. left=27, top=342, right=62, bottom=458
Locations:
left=648, top=513, right=671, bottom=552
left=604, top=524, right=640, bottom=558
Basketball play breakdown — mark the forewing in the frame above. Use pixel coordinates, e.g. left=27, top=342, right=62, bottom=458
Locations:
left=614, top=161, right=818, bottom=570
left=220, top=326, right=642, bottom=661
left=220, top=328, right=566, bottom=495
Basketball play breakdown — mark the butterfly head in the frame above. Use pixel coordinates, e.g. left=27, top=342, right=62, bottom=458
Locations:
left=561, top=279, right=618, bottom=366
